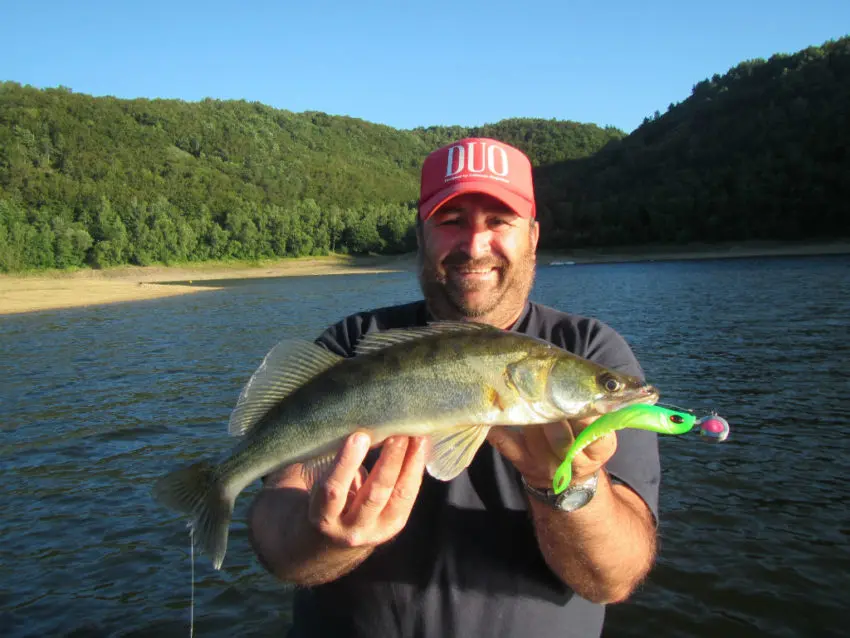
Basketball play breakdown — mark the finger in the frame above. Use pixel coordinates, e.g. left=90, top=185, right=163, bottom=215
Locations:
left=310, top=431, right=371, bottom=524
left=351, top=465, right=368, bottom=492
left=541, top=421, right=576, bottom=459
left=514, top=425, right=564, bottom=487
left=571, top=415, right=599, bottom=435
left=342, top=466, right=369, bottom=516
left=344, top=436, right=410, bottom=528
left=568, top=432, right=618, bottom=483
left=379, top=436, right=427, bottom=525
left=486, top=427, right=529, bottom=466
left=578, top=431, right=618, bottom=464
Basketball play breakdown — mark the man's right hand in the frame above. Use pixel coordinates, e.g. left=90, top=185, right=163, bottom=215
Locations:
left=248, top=431, right=428, bottom=586
left=307, top=432, right=428, bottom=549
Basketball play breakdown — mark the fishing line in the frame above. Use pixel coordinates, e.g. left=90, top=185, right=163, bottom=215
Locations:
left=188, top=524, right=195, bottom=638
left=654, top=401, right=697, bottom=415
left=654, top=402, right=730, bottom=441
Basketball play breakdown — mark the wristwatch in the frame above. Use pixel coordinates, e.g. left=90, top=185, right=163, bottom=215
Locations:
left=521, top=471, right=600, bottom=512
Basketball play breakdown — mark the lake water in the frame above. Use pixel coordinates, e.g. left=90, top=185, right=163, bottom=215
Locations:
left=2, top=254, right=848, bottom=638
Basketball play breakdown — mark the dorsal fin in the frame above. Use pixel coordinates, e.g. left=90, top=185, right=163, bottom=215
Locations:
left=353, top=321, right=497, bottom=356
left=227, top=340, right=343, bottom=436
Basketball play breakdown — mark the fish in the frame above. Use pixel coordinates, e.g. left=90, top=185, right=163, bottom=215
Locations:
left=153, top=321, right=659, bottom=569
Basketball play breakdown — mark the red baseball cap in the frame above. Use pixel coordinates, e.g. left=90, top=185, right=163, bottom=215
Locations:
left=418, top=137, right=536, bottom=221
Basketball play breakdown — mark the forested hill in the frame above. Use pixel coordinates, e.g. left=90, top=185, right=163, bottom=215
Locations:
left=535, top=36, right=850, bottom=247
left=0, top=86, right=621, bottom=272
left=2, top=36, right=848, bottom=273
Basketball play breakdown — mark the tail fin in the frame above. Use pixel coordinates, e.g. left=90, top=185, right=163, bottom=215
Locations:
left=153, top=461, right=233, bottom=570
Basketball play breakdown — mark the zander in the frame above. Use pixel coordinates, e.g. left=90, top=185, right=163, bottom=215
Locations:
left=153, top=321, right=659, bottom=569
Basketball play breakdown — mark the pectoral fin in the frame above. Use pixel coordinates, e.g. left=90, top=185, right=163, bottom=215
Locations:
left=425, top=425, right=491, bottom=481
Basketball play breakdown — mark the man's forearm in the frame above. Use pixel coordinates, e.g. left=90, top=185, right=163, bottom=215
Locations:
left=528, top=471, right=657, bottom=603
left=247, top=487, right=374, bottom=586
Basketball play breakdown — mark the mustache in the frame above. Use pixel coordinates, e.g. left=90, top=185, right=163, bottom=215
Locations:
left=441, top=253, right=506, bottom=270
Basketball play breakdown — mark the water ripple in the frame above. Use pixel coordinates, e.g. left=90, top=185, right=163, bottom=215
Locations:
left=2, top=257, right=848, bottom=637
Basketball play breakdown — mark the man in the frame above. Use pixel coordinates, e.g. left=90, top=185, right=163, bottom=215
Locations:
left=248, top=138, right=661, bottom=637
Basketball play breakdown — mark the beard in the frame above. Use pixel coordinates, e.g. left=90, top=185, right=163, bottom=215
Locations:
left=417, top=234, right=537, bottom=324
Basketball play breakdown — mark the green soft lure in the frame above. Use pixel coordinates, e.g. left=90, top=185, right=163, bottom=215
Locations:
left=552, top=404, right=697, bottom=494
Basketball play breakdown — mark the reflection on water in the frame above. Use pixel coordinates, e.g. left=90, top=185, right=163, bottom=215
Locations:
left=1, top=256, right=848, bottom=638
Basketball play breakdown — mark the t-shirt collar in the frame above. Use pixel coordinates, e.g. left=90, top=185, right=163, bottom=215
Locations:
left=421, top=299, right=533, bottom=331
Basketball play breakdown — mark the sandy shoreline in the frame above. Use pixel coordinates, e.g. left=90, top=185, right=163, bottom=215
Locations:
left=0, top=254, right=414, bottom=316
left=1, top=240, right=847, bottom=316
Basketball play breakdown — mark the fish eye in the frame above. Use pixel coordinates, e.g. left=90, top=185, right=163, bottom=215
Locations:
left=670, top=415, right=684, bottom=424
left=600, top=374, right=622, bottom=393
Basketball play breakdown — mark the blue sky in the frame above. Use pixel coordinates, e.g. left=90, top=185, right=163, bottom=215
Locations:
left=3, top=0, right=848, bottom=133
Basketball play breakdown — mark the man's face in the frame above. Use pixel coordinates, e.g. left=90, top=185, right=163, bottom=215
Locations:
left=417, top=193, right=539, bottom=328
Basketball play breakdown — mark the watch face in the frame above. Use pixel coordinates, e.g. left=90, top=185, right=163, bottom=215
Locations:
left=557, top=488, right=592, bottom=512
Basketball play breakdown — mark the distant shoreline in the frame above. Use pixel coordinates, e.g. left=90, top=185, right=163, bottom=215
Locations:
left=1, top=239, right=847, bottom=316
left=537, top=238, right=850, bottom=265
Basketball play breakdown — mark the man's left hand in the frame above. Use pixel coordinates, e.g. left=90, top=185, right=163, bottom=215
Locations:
left=487, top=417, right=617, bottom=490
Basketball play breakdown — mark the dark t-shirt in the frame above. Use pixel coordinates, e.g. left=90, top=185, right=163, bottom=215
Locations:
left=287, top=300, right=660, bottom=638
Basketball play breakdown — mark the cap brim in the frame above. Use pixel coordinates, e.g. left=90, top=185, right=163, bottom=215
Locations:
left=419, top=181, right=534, bottom=221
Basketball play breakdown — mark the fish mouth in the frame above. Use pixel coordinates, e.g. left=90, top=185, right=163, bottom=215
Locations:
left=597, top=383, right=659, bottom=414
left=634, top=384, right=660, bottom=405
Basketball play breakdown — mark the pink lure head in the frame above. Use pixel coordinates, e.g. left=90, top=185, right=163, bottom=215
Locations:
left=697, top=415, right=730, bottom=442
